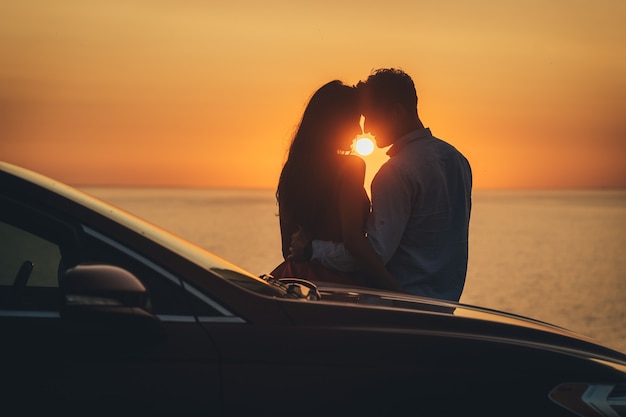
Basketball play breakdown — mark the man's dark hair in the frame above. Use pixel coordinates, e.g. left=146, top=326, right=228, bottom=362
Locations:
left=358, top=68, right=417, bottom=112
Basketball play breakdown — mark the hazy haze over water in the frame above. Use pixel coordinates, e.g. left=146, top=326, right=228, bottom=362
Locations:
left=83, top=187, right=626, bottom=354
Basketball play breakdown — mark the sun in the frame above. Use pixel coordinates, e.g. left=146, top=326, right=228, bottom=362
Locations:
left=354, top=137, right=375, bottom=156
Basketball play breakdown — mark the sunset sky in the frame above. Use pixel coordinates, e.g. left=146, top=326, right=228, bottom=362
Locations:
left=1, top=0, right=625, bottom=190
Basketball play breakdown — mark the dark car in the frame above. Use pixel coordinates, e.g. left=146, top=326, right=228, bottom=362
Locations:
left=1, top=161, right=624, bottom=417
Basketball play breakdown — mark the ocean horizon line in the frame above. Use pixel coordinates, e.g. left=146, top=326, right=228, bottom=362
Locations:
left=76, top=184, right=626, bottom=192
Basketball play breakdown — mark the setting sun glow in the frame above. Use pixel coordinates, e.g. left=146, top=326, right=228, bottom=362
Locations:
left=355, top=137, right=375, bottom=156
left=1, top=1, right=625, bottom=189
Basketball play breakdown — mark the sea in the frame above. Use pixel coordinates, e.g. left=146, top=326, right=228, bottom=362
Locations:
left=82, top=187, right=626, bottom=354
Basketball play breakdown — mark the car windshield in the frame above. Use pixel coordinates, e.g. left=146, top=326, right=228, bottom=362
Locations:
left=2, top=162, right=284, bottom=297
left=84, top=195, right=285, bottom=296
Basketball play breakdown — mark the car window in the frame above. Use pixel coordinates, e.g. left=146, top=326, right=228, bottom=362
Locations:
left=0, top=220, right=62, bottom=311
left=0, top=221, right=62, bottom=287
left=0, top=193, right=87, bottom=313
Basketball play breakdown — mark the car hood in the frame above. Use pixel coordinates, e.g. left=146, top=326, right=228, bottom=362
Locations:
left=288, top=282, right=626, bottom=367
left=317, top=282, right=574, bottom=334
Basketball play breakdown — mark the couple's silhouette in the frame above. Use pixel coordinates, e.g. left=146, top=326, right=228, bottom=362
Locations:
left=272, top=68, right=472, bottom=302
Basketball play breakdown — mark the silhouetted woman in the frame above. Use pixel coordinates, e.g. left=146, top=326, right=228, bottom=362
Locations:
left=271, top=80, right=400, bottom=291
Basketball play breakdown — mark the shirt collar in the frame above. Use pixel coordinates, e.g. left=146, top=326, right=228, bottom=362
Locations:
left=387, top=127, right=432, bottom=157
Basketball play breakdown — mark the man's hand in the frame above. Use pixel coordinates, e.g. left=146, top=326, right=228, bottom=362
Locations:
left=288, top=226, right=312, bottom=261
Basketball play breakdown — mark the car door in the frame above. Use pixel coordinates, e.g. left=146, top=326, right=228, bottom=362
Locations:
left=0, top=194, right=223, bottom=415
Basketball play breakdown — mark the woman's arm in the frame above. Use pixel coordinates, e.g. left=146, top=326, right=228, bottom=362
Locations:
left=339, top=156, right=403, bottom=292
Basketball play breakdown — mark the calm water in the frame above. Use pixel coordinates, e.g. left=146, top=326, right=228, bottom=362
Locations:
left=83, top=187, right=626, bottom=354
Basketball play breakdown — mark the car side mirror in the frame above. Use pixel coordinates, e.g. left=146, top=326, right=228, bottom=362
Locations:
left=60, top=264, right=164, bottom=342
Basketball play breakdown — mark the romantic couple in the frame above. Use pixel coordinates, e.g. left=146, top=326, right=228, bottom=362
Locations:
left=271, top=68, right=472, bottom=302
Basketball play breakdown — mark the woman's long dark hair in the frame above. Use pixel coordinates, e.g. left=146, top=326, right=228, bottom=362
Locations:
left=277, top=80, right=360, bottom=234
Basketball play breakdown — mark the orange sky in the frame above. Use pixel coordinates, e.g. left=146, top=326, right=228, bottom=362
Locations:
left=1, top=0, right=625, bottom=189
